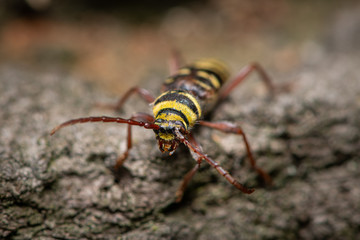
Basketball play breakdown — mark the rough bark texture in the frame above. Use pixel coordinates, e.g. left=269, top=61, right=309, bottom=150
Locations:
left=1, top=46, right=360, bottom=239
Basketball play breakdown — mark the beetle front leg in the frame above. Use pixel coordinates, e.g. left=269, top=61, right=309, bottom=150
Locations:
left=114, top=113, right=155, bottom=170
left=175, top=133, right=202, bottom=202
left=175, top=129, right=255, bottom=198
left=175, top=162, right=201, bottom=203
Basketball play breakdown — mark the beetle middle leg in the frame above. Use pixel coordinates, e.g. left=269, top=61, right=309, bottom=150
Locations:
left=96, top=87, right=155, bottom=112
left=198, top=120, right=272, bottom=185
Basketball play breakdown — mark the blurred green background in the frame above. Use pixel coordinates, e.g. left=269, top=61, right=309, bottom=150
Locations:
left=0, top=0, right=359, bottom=94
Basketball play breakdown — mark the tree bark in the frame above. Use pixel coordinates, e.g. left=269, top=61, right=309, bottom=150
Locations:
left=1, top=49, right=360, bottom=239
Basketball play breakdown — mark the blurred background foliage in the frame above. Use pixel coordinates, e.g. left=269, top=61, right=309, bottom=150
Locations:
left=0, top=0, right=359, bottom=94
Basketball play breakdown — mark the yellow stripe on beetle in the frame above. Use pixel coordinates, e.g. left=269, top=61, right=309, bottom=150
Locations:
left=177, top=92, right=202, bottom=118
left=192, top=58, right=230, bottom=82
left=196, top=70, right=221, bottom=89
left=178, top=68, right=191, bottom=75
left=156, top=112, right=188, bottom=128
left=158, top=132, right=176, bottom=141
left=153, top=101, right=198, bottom=128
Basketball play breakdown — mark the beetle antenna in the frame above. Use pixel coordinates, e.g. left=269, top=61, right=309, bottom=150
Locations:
left=50, top=116, right=160, bottom=135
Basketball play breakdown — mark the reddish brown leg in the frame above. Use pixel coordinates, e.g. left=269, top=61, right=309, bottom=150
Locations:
left=114, top=113, right=155, bottom=170
left=175, top=129, right=255, bottom=198
left=219, top=62, right=275, bottom=100
left=176, top=162, right=201, bottom=202
left=175, top=133, right=202, bottom=202
left=96, top=87, right=155, bottom=112
left=168, top=48, right=184, bottom=75
left=198, top=120, right=272, bottom=185
left=50, top=114, right=158, bottom=170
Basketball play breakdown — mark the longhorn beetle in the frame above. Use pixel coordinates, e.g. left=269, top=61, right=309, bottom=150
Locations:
left=50, top=55, right=275, bottom=202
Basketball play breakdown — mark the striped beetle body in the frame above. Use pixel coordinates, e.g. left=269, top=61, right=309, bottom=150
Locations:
left=153, top=59, right=230, bottom=154
left=163, top=58, right=229, bottom=105
left=50, top=56, right=274, bottom=202
left=152, top=90, right=201, bottom=153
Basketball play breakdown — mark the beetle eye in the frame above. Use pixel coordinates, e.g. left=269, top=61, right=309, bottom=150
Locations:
left=158, top=126, right=174, bottom=134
